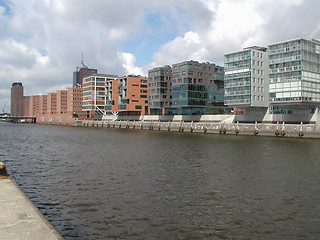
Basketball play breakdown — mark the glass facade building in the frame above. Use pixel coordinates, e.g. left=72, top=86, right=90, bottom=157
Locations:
left=167, top=60, right=225, bottom=115
left=224, top=46, right=269, bottom=107
left=148, top=66, right=172, bottom=115
left=268, top=38, right=320, bottom=106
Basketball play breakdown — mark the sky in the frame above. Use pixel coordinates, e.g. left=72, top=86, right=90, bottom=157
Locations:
left=1, top=0, right=320, bottom=112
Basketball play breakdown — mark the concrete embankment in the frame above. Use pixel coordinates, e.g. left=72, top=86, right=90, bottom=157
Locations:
left=0, top=162, right=63, bottom=240
left=78, top=120, right=320, bottom=138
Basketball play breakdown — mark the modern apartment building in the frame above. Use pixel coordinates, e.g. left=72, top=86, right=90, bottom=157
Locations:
left=82, top=74, right=118, bottom=119
left=117, top=75, right=149, bottom=116
left=148, top=66, right=172, bottom=115
left=268, top=38, right=320, bottom=115
left=10, top=82, right=24, bottom=116
left=224, top=46, right=269, bottom=108
left=167, top=60, right=225, bottom=115
left=105, top=78, right=119, bottom=113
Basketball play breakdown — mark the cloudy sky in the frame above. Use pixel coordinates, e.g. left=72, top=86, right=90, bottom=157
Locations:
left=1, top=0, right=320, bottom=112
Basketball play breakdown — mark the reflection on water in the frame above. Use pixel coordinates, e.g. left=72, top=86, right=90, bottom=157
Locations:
left=1, top=122, right=320, bottom=239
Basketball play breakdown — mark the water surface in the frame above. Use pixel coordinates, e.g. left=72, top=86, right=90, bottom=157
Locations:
left=1, top=122, right=320, bottom=239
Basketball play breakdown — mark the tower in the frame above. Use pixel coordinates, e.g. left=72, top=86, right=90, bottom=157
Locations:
left=10, top=82, right=24, bottom=116
left=73, top=52, right=98, bottom=87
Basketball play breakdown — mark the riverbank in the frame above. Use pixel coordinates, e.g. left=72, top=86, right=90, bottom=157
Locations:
left=77, top=120, right=320, bottom=138
left=0, top=163, right=63, bottom=240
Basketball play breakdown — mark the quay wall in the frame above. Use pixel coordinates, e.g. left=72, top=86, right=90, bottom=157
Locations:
left=78, top=119, right=320, bottom=139
left=0, top=162, right=63, bottom=240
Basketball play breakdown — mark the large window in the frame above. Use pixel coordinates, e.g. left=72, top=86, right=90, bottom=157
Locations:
left=179, top=64, right=193, bottom=71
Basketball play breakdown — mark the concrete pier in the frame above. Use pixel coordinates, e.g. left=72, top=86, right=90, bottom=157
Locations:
left=0, top=175, right=63, bottom=240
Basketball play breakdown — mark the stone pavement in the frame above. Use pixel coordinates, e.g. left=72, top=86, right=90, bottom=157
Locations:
left=0, top=177, right=63, bottom=240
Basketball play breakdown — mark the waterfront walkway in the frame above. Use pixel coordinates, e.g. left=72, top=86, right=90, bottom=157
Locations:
left=0, top=176, right=63, bottom=240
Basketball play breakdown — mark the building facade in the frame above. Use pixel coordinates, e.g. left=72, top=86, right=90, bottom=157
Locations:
left=67, top=87, right=83, bottom=119
left=56, top=90, right=68, bottom=115
left=82, top=74, right=118, bottom=119
left=10, top=82, right=24, bottom=116
left=167, top=60, right=225, bottom=115
left=117, top=75, right=148, bottom=116
left=224, top=46, right=269, bottom=108
left=73, top=59, right=98, bottom=87
left=268, top=39, right=320, bottom=114
left=105, top=78, right=119, bottom=113
left=148, top=66, right=172, bottom=115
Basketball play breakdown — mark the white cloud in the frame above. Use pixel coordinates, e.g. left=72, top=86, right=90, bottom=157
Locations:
left=118, top=52, right=144, bottom=76
left=0, top=0, right=320, bottom=111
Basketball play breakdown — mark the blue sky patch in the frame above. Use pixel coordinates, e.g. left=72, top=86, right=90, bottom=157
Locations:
left=124, top=10, right=191, bottom=66
left=0, top=0, right=13, bottom=16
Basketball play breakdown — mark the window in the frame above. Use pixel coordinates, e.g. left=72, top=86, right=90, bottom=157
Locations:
left=261, top=70, right=264, bottom=75
left=135, top=105, right=142, bottom=109
left=253, top=60, right=255, bottom=65
left=140, top=79, right=147, bottom=83
left=140, top=90, right=147, bottom=93
left=140, top=84, right=148, bottom=88
left=140, top=95, right=148, bottom=98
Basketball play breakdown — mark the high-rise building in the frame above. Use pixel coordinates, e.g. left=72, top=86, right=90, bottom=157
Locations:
left=268, top=38, right=320, bottom=114
left=10, top=82, right=24, bottom=116
left=224, top=46, right=269, bottom=108
left=167, top=60, right=225, bottom=115
left=148, top=65, right=172, bottom=115
left=73, top=56, right=98, bottom=87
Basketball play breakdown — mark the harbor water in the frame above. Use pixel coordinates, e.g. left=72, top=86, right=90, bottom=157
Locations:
left=1, top=122, right=320, bottom=239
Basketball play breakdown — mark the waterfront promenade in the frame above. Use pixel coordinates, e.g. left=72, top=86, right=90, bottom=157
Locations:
left=0, top=165, right=63, bottom=240
left=79, top=119, right=320, bottom=138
